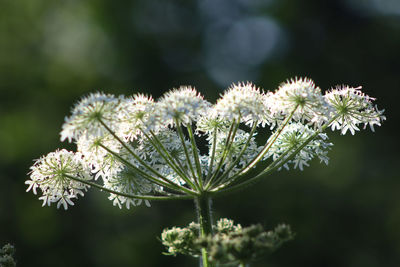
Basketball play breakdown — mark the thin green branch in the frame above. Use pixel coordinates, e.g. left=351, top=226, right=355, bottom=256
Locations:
left=237, top=105, right=298, bottom=175
left=175, top=119, right=199, bottom=188
left=207, top=121, right=258, bottom=190
left=98, top=143, right=197, bottom=196
left=205, top=119, right=240, bottom=189
left=142, top=129, right=198, bottom=191
left=205, top=126, right=218, bottom=183
left=97, top=119, right=197, bottom=194
left=186, top=123, right=204, bottom=189
left=65, top=174, right=193, bottom=201
left=147, top=130, right=189, bottom=177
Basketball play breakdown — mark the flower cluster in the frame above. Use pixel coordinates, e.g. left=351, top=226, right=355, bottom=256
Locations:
left=0, top=243, right=16, bottom=267
left=325, top=86, right=385, bottom=135
left=26, top=149, right=91, bottom=210
left=268, top=78, right=330, bottom=125
left=26, top=79, right=385, bottom=210
left=161, top=218, right=294, bottom=265
left=266, top=123, right=332, bottom=170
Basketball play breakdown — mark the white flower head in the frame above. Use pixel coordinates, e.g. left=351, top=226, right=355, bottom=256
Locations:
left=325, top=85, right=386, bottom=135
left=116, top=94, right=155, bottom=141
left=60, top=92, right=122, bottom=142
left=76, top=133, right=122, bottom=179
left=270, top=78, right=330, bottom=126
left=153, top=86, right=210, bottom=127
left=26, top=149, right=91, bottom=210
left=196, top=109, right=230, bottom=135
left=215, top=82, right=269, bottom=126
left=266, top=123, right=333, bottom=171
left=104, top=165, right=154, bottom=209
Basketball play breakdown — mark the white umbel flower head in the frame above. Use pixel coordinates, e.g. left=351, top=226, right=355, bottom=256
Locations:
left=116, top=94, right=155, bottom=141
left=26, top=149, right=91, bottom=210
left=76, top=134, right=122, bottom=180
left=26, top=78, right=385, bottom=212
left=154, top=86, right=210, bottom=127
left=269, top=78, right=330, bottom=126
left=196, top=109, right=230, bottom=135
left=60, top=92, right=122, bottom=142
left=104, top=166, right=154, bottom=209
left=325, top=86, right=386, bottom=135
left=215, top=82, right=269, bottom=126
left=266, top=123, right=333, bottom=171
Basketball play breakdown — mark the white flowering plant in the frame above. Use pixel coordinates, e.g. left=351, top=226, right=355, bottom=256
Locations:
left=26, top=78, right=385, bottom=267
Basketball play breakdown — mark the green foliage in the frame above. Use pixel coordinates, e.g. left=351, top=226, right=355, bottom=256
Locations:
left=0, top=244, right=16, bottom=267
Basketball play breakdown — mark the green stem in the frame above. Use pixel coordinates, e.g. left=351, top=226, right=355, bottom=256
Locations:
left=64, top=174, right=193, bottom=201
left=211, top=106, right=298, bottom=191
left=205, top=126, right=218, bottom=182
left=97, top=119, right=197, bottom=195
left=206, top=120, right=239, bottom=188
left=187, top=123, right=204, bottom=189
left=195, top=194, right=214, bottom=267
left=98, top=143, right=197, bottom=196
left=208, top=121, right=258, bottom=190
left=238, top=105, right=298, bottom=175
left=144, top=130, right=198, bottom=190
left=175, top=119, right=199, bottom=188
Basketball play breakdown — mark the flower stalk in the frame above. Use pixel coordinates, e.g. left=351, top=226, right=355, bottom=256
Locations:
left=195, top=194, right=214, bottom=267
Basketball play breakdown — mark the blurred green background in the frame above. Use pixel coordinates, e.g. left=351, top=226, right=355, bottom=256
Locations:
left=0, top=0, right=399, bottom=266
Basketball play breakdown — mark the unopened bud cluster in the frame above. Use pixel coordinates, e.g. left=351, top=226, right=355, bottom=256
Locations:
left=0, top=244, right=16, bottom=267
left=161, top=218, right=294, bottom=265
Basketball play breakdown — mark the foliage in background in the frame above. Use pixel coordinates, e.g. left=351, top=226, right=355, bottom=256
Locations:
left=0, top=244, right=16, bottom=267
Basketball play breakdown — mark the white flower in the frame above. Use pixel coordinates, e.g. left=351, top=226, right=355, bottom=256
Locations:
left=153, top=86, right=210, bottom=127
left=76, top=134, right=122, bottom=180
left=196, top=109, right=230, bottom=135
left=104, top=166, right=154, bottom=209
left=325, top=86, right=386, bottom=135
left=269, top=78, right=330, bottom=126
left=116, top=94, right=155, bottom=141
left=26, top=149, right=91, bottom=210
left=266, top=123, right=333, bottom=171
left=214, top=82, right=269, bottom=126
left=60, top=92, right=122, bottom=142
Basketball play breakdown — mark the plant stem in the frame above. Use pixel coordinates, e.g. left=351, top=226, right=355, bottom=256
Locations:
left=64, top=174, right=193, bottom=201
left=195, top=194, right=214, bottom=267
left=176, top=119, right=199, bottom=188
left=208, top=121, right=258, bottom=189
left=187, top=123, right=203, bottom=188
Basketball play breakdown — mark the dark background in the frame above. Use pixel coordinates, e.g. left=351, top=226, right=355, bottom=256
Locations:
left=1, top=0, right=399, bottom=266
